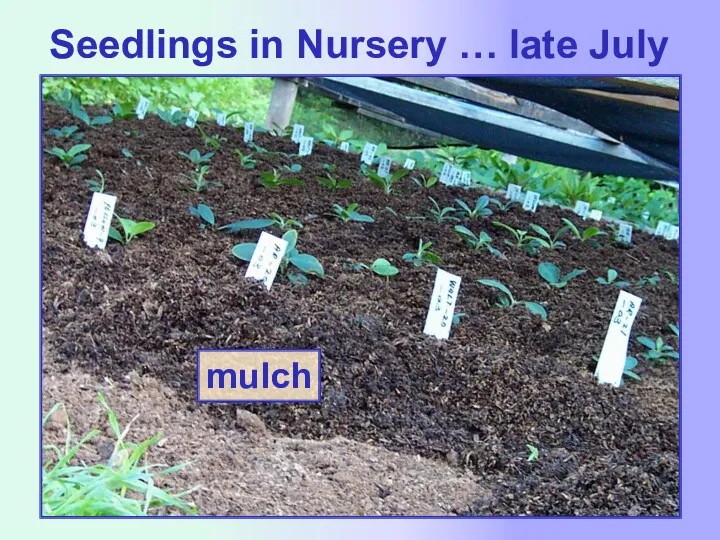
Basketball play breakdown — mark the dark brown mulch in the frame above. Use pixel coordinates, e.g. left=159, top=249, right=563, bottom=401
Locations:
left=41, top=103, right=679, bottom=516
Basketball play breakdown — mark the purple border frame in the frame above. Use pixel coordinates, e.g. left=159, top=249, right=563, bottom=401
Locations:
left=39, top=74, right=681, bottom=520
left=195, top=347, right=323, bottom=403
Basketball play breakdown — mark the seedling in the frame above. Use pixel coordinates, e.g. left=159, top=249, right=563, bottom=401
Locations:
left=317, top=173, right=352, bottom=190
left=560, top=218, right=607, bottom=245
left=356, top=258, right=400, bottom=278
left=637, top=336, right=679, bottom=364
left=526, top=444, right=539, bottom=462
left=367, top=168, right=410, bottom=194
left=452, top=313, right=465, bottom=327
left=476, top=278, right=547, bottom=320
left=108, top=215, right=156, bottom=245
left=528, top=224, right=568, bottom=250
left=318, top=125, right=354, bottom=147
left=596, top=269, right=630, bottom=288
left=488, top=198, right=520, bottom=213
left=268, top=213, right=303, bottom=230
left=454, top=226, right=504, bottom=258
left=84, top=169, right=106, bottom=193
left=42, top=393, right=197, bottom=516
left=259, top=169, right=304, bottom=189
left=189, top=203, right=215, bottom=228
left=428, top=197, right=459, bottom=223
left=283, top=163, right=302, bottom=174
left=179, top=149, right=214, bottom=167
left=669, top=323, right=679, bottom=340
left=323, top=163, right=337, bottom=172
left=121, top=148, right=142, bottom=167
left=64, top=97, right=112, bottom=128
left=219, top=218, right=275, bottom=233
left=197, top=126, right=226, bottom=150
left=663, top=270, right=678, bottom=286
left=454, top=195, right=494, bottom=219
left=111, top=102, right=137, bottom=119
left=331, top=203, right=374, bottom=224
left=636, top=273, right=661, bottom=287
left=492, top=221, right=542, bottom=254
left=232, top=229, right=324, bottom=284
left=46, top=125, right=83, bottom=140
left=413, top=173, right=438, bottom=189
left=180, top=165, right=220, bottom=192
left=233, top=150, right=257, bottom=169
left=592, top=355, right=641, bottom=382
left=158, top=108, right=187, bottom=126
left=44, top=143, right=92, bottom=169
left=402, top=239, right=442, bottom=267
left=537, top=261, right=586, bottom=288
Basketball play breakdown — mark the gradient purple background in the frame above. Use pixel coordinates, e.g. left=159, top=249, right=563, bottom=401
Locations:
left=41, top=0, right=714, bottom=536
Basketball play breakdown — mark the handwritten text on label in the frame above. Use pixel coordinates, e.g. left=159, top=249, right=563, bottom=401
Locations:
left=423, top=269, right=462, bottom=340
left=245, top=232, right=289, bottom=291
left=83, top=193, right=117, bottom=250
left=135, top=97, right=150, bottom=120
left=595, top=291, right=643, bottom=387
left=186, top=109, right=199, bottom=128
left=243, top=122, right=254, bottom=143
left=361, top=143, right=377, bottom=165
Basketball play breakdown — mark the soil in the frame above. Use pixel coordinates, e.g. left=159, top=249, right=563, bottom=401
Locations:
left=41, top=103, right=680, bottom=516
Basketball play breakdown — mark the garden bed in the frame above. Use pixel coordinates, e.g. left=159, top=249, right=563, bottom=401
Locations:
left=41, top=103, right=679, bottom=516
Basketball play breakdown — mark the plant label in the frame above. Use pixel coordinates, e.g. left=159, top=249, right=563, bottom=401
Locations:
left=588, top=209, right=603, bottom=221
left=654, top=221, right=671, bottom=237
left=298, top=136, right=314, bottom=157
left=439, top=162, right=453, bottom=185
left=461, top=171, right=472, bottom=187
left=503, top=153, right=518, bottom=165
left=450, top=167, right=463, bottom=186
left=245, top=231, right=289, bottom=291
left=523, top=191, right=540, bottom=212
left=243, top=122, right=255, bottom=144
left=423, top=269, right=462, bottom=340
left=616, top=222, right=633, bottom=244
left=506, top=183, right=522, bottom=201
left=642, top=211, right=650, bottom=221
left=340, top=141, right=350, bottom=152
left=377, top=156, right=392, bottom=178
left=665, top=225, right=679, bottom=241
left=186, top=109, right=199, bottom=128
left=216, top=112, right=226, bottom=127
left=608, top=196, right=616, bottom=204
left=135, top=97, right=150, bottom=120
left=574, top=200, right=590, bottom=218
left=82, top=192, right=117, bottom=250
left=595, top=290, right=643, bottom=387
left=403, top=158, right=416, bottom=170
left=170, top=106, right=180, bottom=115
left=291, top=124, right=304, bottom=143
left=361, top=143, right=377, bottom=164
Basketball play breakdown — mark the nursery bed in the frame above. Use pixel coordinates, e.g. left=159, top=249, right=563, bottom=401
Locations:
left=41, top=103, right=679, bottom=516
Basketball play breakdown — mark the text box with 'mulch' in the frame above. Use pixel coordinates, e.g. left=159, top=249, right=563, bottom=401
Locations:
left=196, top=349, right=322, bottom=403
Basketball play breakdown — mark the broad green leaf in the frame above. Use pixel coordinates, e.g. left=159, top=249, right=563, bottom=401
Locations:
left=454, top=225, right=474, bottom=238
left=195, top=204, right=214, bottom=226
left=455, top=200, right=472, bottom=214
left=523, top=301, right=548, bottom=320
left=624, top=356, right=638, bottom=371
left=290, top=254, right=324, bottom=277
left=563, top=269, right=586, bottom=281
left=637, top=336, right=657, bottom=350
left=219, top=218, right=274, bottom=232
left=282, top=229, right=298, bottom=252
left=623, top=370, right=641, bottom=381
left=561, top=218, right=580, bottom=237
left=108, top=227, right=124, bottom=244
left=477, top=278, right=513, bottom=300
left=68, top=144, right=92, bottom=156
left=91, top=116, right=113, bottom=126
left=371, top=258, right=399, bottom=276
left=530, top=224, right=550, bottom=239
left=231, top=243, right=257, bottom=262
left=128, top=221, right=155, bottom=238
left=350, top=212, right=374, bottom=223
left=607, top=269, right=618, bottom=282
left=538, top=262, right=560, bottom=284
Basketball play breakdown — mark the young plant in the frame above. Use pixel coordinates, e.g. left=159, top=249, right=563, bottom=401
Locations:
left=413, top=173, right=438, bottom=189
left=84, top=169, right=106, bottom=193
left=111, top=102, right=137, bottom=119
left=65, top=98, right=113, bottom=128
left=180, top=165, right=220, bottom=192
left=528, top=224, right=568, bottom=250
left=283, top=163, right=302, bottom=174
left=158, top=108, right=187, bottom=126
left=268, top=212, right=303, bottom=230
left=189, top=203, right=215, bottom=228
left=46, top=125, right=83, bottom=140
left=233, top=150, right=257, bottom=169
left=331, top=203, right=374, bottom=224
left=560, top=218, right=607, bottom=244
left=231, top=229, right=324, bottom=284
left=636, top=273, right=661, bottom=287
left=259, top=169, right=304, bottom=189
left=179, top=149, right=214, bottom=167
left=454, top=195, right=494, bottom=219
left=318, top=125, right=353, bottom=147
left=488, top=198, right=520, bottom=213
left=317, top=173, right=352, bottom=190
left=476, top=278, right=547, bottom=320
left=197, top=126, right=226, bottom=150
left=429, top=197, right=459, bottom=223
left=454, top=226, right=504, bottom=258
left=526, top=444, right=539, bottom=462
left=42, top=393, right=197, bottom=516
left=367, top=168, right=410, bottom=195
left=596, top=269, right=631, bottom=288
left=637, top=336, right=679, bottom=364
left=537, top=262, right=586, bottom=288
left=402, top=239, right=442, bottom=267
left=492, top=221, right=542, bottom=254
left=44, top=143, right=92, bottom=169
left=356, top=258, right=400, bottom=278
left=622, top=356, right=642, bottom=381
left=108, top=215, right=156, bottom=245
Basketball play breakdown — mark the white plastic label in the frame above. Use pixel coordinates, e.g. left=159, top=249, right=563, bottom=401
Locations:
left=506, top=183, right=522, bottom=201
left=135, top=97, right=150, bottom=120
left=403, top=158, right=416, bottom=170
left=423, top=269, right=462, bottom=340
left=83, top=193, right=117, bottom=250
left=616, top=222, right=633, bottom=244
left=298, top=136, right=314, bottom=157
left=595, top=291, right=643, bottom=387
left=291, top=124, right=304, bottom=143
left=503, top=153, right=518, bottom=165
left=588, top=209, right=603, bottom=221
left=377, top=156, right=392, bottom=178
left=216, top=112, right=226, bottom=127
left=665, top=225, right=679, bottom=241
left=243, top=122, right=255, bottom=143
left=450, top=167, right=463, bottom=186
left=439, top=162, right=453, bottom=185
left=361, top=143, right=377, bottom=164
left=461, top=171, right=472, bottom=186
left=574, top=200, right=590, bottom=218
left=654, top=221, right=671, bottom=237
left=523, top=191, right=540, bottom=212
left=245, top=232, right=289, bottom=291
left=186, top=109, right=199, bottom=128
left=642, top=211, right=650, bottom=221
left=340, top=141, right=350, bottom=152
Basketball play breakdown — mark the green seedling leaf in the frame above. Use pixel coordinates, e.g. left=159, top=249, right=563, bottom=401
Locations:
left=523, top=301, right=548, bottom=320
left=231, top=243, right=257, bottom=261
left=220, top=218, right=275, bottom=232
left=371, top=258, right=399, bottom=277
left=190, top=204, right=215, bottom=226
left=538, top=262, right=561, bottom=284
left=526, top=444, right=539, bottom=462
left=290, top=254, right=324, bottom=277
